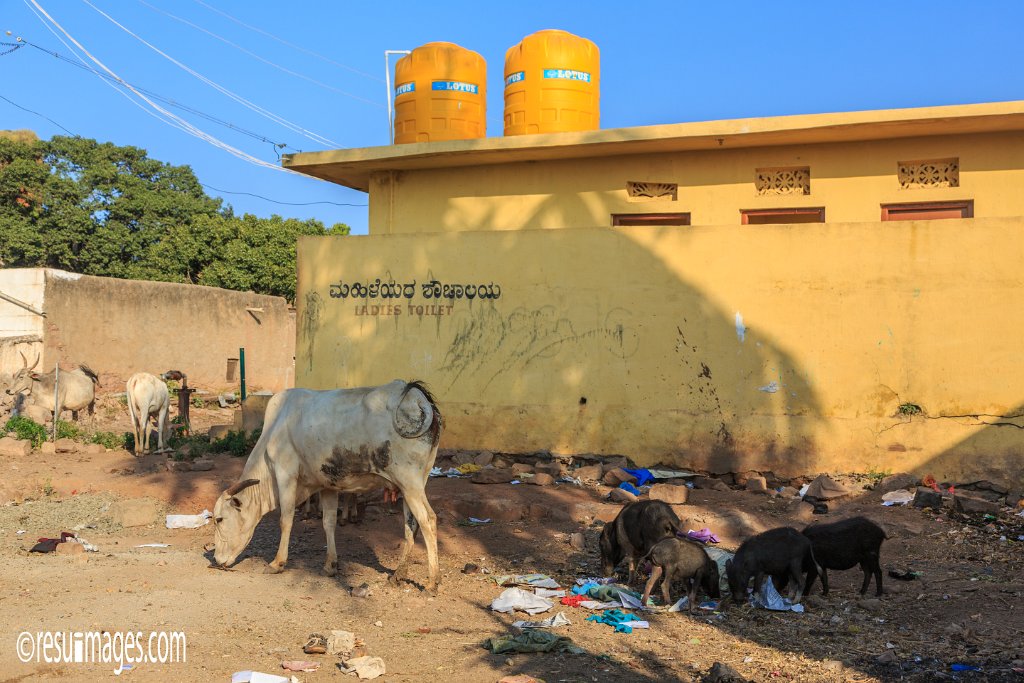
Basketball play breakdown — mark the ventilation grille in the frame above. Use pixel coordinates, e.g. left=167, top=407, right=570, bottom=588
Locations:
left=626, top=181, right=678, bottom=202
left=898, top=158, right=959, bottom=189
left=755, top=167, right=810, bottom=196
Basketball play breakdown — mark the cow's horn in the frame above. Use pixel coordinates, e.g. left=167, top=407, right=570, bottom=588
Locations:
left=28, top=350, right=40, bottom=369
left=225, top=478, right=259, bottom=497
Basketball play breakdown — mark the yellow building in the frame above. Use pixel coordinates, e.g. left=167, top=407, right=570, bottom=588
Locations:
left=284, top=101, right=1024, bottom=487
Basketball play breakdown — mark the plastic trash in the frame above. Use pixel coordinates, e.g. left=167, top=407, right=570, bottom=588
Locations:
left=165, top=510, right=212, bottom=529
left=750, top=577, right=804, bottom=613
left=135, top=543, right=171, bottom=548
left=618, top=481, right=641, bottom=496
left=231, top=672, right=291, bottom=683
left=338, top=655, right=386, bottom=679
left=685, top=528, right=720, bottom=544
left=491, top=587, right=554, bottom=615
left=534, top=588, right=566, bottom=599
left=281, top=661, right=319, bottom=672
left=882, top=490, right=914, bottom=506
left=495, top=574, right=560, bottom=589
left=511, top=612, right=572, bottom=629
left=950, top=664, right=981, bottom=672
left=113, top=663, right=133, bottom=675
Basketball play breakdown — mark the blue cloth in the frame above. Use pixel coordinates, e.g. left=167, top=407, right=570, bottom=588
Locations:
left=586, top=609, right=641, bottom=633
left=571, top=581, right=599, bottom=596
left=622, top=468, right=654, bottom=487
left=618, top=481, right=641, bottom=496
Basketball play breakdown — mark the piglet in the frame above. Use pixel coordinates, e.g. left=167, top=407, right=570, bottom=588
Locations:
left=639, top=537, right=719, bottom=612
left=800, top=516, right=887, bottom=596
left=726, top=527, right=818, bottom=604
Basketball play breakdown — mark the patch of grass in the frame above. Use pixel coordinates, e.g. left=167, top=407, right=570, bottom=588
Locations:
left=117, top=394, right=128, bottom=407
left=191, top=394, right=204, bottom=409
left=55, top=420, right=83, bottom=441
left=898, top=402, right=923, bottom=416
left=211, top=428, right=261, bottom=457
left=4, top=416, right=48, bottom=448
left=90, top=431, right=123, bottom=450
left=123, top=432, right=135, bottom=452
left=42, top=478, right=54, bottom=497
left=168, top=433, right=211, bottom=461
left=865, top=468, right=892, bottom=486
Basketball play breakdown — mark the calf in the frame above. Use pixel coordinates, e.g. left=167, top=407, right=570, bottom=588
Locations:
left=800, top=516, right=887, bottom=596
left=600, top=500, right=682, bottom=584
left=639, top=537, right=720, bottom=612
left=726, top=527, right=818, bottom=603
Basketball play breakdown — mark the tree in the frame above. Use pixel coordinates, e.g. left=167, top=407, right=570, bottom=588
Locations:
left=0, top=134, right=349, bottom=300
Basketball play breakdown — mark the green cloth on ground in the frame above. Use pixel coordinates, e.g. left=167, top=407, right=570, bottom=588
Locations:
left=482, top=630, right=584, bottom=654
left=587, top=585, right=640, bottom=602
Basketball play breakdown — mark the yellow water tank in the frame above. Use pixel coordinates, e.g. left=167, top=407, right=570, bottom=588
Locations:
left=393, top=42, right=486, bottom=144
left=504, top=29, right=599, bottom=136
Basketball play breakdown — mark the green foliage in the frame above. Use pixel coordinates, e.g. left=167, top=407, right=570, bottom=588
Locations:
left=898, top=403, right=922, bottom=415
left=4, top=416, right=48, bottom=448
left=123, top=432, right=135, bottom=452
left=55, top=420, right=83, bottom=441
left=191, top=394, right=204, bottom=409
left=864, top=467, right=892, bottom=485
left=0, top=135, right=350, bottom=302
left=211, top=428, right=261, bottom=457
left=90, top=431, right=123, bottom=450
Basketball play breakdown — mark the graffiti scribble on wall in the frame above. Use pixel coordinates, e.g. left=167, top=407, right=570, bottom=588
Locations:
left=328, top=278, right=501, bottom=301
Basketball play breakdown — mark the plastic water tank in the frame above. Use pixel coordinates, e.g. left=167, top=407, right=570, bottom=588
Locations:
left=393, top=42, right=486, bottom=144
left=504, top=29, right=599, bottom=136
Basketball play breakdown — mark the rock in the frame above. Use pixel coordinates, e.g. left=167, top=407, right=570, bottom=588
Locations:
left=351, top=583, right=371, bottom=598
left=804, top=474, right=850, bottom=500
left=474, top=451, right=495, bottom=467
left=499, top=675, right=545, bottom=683
left=876, top=651, right=898, bottom=665
left=54, top=437, right=76, bottom=453
left=534, top=462, right=563, bottom=478
left=912, top=487, right=944, bottom=509
left=857, top=598, right=882, bottom=612
left=795, top=501, right=816, bottom=522
left=745, top=476, right=768, bottom=493
left=167, top=460, right=191, bottom=472
left=492, top=456, right=512, bottom=469
left=649, top=483, right=688, bottom=505
left=574, top=464, right=602, bottom=481
left=189, top=459, right=215, bottom=471
left=569, top=532, right=586, bottom=551
left=704, top=661, right=749, bottom=683
left=108, top=499, right=160, bottom=527
left=40, top=442, right=56, bottom=455
left=530, top=473, right=555, bottom=486
left=970, top=479, right=1009, bottom=494
left=471, top=468, right=517, bottom=485
left=874, top=473, right=919, bottom=495
left=56, top=541, right=85, bottom=555
left=600, top=457, right=629, bottom=473
left=711, top=481, right=731, bottom=492
left=608, top=488, right=638, bottom=504
left=452, top=451, right=477, bottom=466
left=602, top=467, right=636, bottom=486
left=953, top=494, right=1001, bottom=515
left=717, top=472, right=736, bottom=485
left=207, top=424, right=233, bottom=441
left=0, top=437, right=32, bottom=457
left=779, top=486, right=799, bottom=498
left=82, top=443, right=105, bottom=454
left=511, top=463, right=534, bottom=476
left=462, top=563, right=479, bottom=574
left=693, top=476, right=723, bottom=489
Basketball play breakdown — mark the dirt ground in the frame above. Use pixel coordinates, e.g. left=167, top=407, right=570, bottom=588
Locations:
left=1, top=399, right=1023, bottom=683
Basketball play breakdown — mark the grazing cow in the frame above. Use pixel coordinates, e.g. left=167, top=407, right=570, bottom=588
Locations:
left=126, top=372, right=170, bottom=455
left=5, top=351, right=98, bottom=421
left=212, top=380, right=443, bottom=592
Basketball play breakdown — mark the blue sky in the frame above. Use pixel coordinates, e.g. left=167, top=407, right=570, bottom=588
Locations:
left=3, top=1, right=1021, bottom=235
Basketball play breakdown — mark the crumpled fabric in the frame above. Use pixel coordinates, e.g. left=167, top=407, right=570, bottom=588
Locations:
left=571, top=581, right=600, bottom=596
left=703, top=547, right=734, bottom=595
left=587, top=585, right=641, bottom=603
left=750, top=577, right=804, bottom=613
left=618, top=481, right=641, bottom=496
left=561, top=595, right=588, bottom=608
left=622, top=468, right=655, bottom=487
left=455, top=463, right=482, bottom=474
left=511, top=612, right=571, bottom=629
left=495, top=574, right=560, bottom=589
left=685, top=527, right=720, bottom=544
left=482, top=630, right=584, bottom=654
left=586, top=609, right=643, bottom=633
left=491, top=587, right=553, bottom=615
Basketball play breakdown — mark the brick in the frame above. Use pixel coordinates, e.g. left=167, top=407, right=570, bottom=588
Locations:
left=608, top=488, right=638, bottom=504
left=56, top=541, right=85, bottom=555
left=534, top=462, right=563, bottom=478
left=649, top=483, right=688, bottom=505
left=912, top=487, right=943, bottom=509
left=953, top=494, right=1001, bottom=515
left=55, top=438, right=77, bottom=453
left=602, top=467, right=636, bottom=486
left=473, top=451, right=494, bottom=467
left=511, top=463, right=534, bottom=476
left=746, top=476, right=768, bottom=493
left=530, top=473, right=555, bottom=486
left=573, top=464, right=602, bottom=481
left=0, top=437, right=31, bottom=457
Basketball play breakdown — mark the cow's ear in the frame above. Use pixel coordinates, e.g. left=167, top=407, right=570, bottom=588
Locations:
left=230, top=497, right=242, bottom=509
left=29, top=372, right=41, bottom=380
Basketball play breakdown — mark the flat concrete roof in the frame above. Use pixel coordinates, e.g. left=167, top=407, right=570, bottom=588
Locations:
left=282, top=100, right=1024, bottom=192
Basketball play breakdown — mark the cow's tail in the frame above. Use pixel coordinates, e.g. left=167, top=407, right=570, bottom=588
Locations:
left=79, top=364, right=100, bottom=387
left=126, top=379, right=138, bottom=436
left=393, top=380, right=443, bottom=445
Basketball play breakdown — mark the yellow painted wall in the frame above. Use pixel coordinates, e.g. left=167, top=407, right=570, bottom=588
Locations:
left=296, top=217, right=1024, bottom=487
left=367, top=131, right=1024, bottom=233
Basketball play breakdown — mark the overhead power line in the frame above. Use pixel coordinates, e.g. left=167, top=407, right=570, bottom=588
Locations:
left=80, top=0, right=340, bottom=149
left=190, top=0, right=382, bottom=83
left=0, top=91, right=79, bottom=137
left=138, top=0, right=383, bottom=108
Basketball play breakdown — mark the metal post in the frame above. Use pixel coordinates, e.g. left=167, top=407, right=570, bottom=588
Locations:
left=51, top=362, right=59, bottom=442
left=239, top=347, right=247, bottom=403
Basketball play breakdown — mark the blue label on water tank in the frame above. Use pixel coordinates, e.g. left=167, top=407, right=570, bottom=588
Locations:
left=395, top=82, right=415, bottom=95
left=505, top=71, right=526, bottom=87
left=543, top=69, right=591, bottom=82
left=431, top=81, right=479, bottom=94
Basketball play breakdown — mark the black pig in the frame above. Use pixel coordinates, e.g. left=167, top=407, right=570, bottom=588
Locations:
left=725, top=527, right=818, bottom=603
left=600, top=500, right=681, bottom=584
left=639, top=537, right=720, bottom=612
left=800, top=516, right=887, bottom=596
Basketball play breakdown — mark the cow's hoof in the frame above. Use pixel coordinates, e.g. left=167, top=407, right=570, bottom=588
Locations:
left=323, top=564, right=338, bottom=577
left=264, top=564, right=285, bottom=575
left=425, top=582, right=440, bottom=596
left=387, top=573, right=403, bottom=586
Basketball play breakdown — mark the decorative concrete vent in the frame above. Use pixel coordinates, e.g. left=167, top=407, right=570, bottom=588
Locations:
left=626, top=181, right=678, bottom=202
left=755, top=167, right=810, bottom=196
left=898, top=158, right=959, bottom=189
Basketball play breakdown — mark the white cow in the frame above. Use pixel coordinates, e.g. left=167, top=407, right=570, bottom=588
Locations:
left=213, top=380, right=442, bottom=592
left=6, top=351, right=98, bottom=421
left=126, top=372, right=170, bottom=455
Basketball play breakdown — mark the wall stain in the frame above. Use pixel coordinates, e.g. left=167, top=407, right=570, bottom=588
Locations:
left=301, top=291, right=324, bottom=373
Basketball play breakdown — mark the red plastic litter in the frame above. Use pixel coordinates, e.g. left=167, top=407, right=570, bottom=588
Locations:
left=560, top=595, right=588, bottom=608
